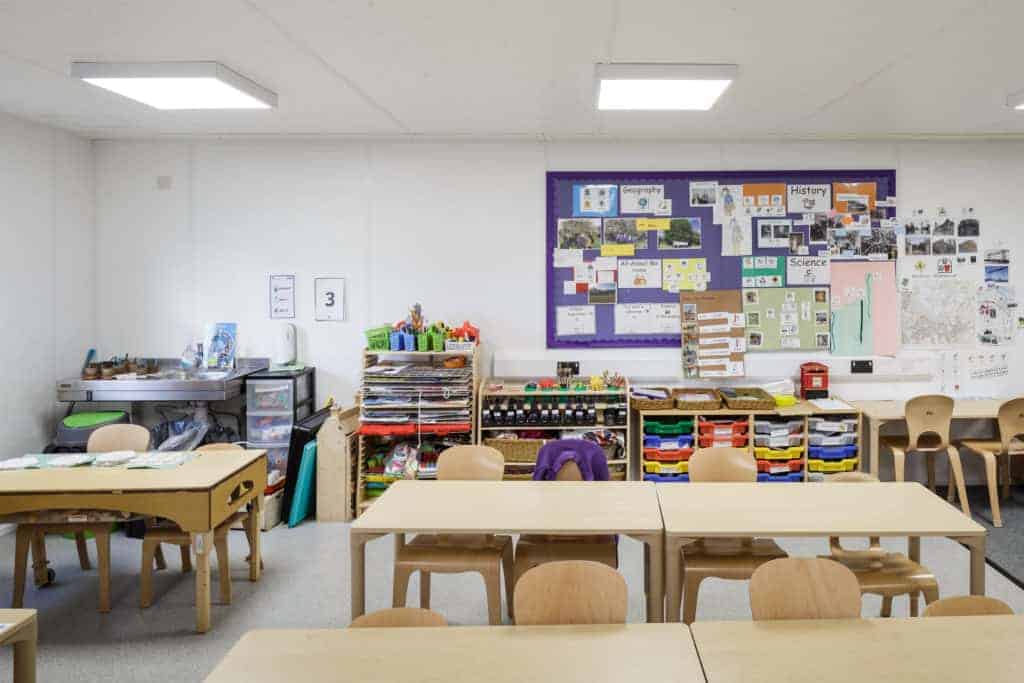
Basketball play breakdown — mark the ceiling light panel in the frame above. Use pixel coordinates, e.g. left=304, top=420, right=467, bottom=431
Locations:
left=596, top=63, right=737, bottom=111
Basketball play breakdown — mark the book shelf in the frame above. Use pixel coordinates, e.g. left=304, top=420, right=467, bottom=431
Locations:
left=477, top=376, right=632, bottom=481
left=637, top=400, right=862, bottom=483
left=355, top=348, right=479, bottom=514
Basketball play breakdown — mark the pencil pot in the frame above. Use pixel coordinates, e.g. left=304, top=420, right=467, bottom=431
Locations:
left=365, top=326, right=391, bottom=351
left=416, top=333, right=430, bottom=351
left=389, top=331, right=402, bottom=351
left=401, top=332, right=416, bottom=351
left=429, top=331, right=445, bottom=352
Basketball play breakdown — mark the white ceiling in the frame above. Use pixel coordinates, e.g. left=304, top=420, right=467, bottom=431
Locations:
left=1, top=0, right=1022, bottom=140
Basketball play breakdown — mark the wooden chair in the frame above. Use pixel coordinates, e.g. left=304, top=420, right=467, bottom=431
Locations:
left=513, top=560, right=627, bottom=625
left=881, top=395, right=969, bottom=516
left=958, top=398, right=1024, bottom=527
left=672, top=447, right=788, bottom=624
left=822, top=472, right=939, bottom=617
left=513, top=460, right=619, bottom=587
left=12, top=423, right=151, bottom=613
left=922, top=595, right=1014, bottom=617
left=139, top=442, right=257, bottom=608
left=350, top=607, right=448, bottom=628
left=749, top=557, right=863, bottom=621
left=392, top=445, right=514, bottom=625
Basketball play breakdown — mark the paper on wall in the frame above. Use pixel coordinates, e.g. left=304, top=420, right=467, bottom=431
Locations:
left=573, top=184, right=618, bottom=217
left=614, top=303, right=653, bottom=335
left=663, top=258, right=709, bottom=293
left=553, top=249, right=585, bottom=268
left=786, top=184, right=832, bottom=214
left=652, top=303, right=680, bottom=334
left=713, top=184, right=743, bottom=224
left=620, top=185, right=665, bottom=214
left=556, top=305, right=596, bottom=336
left=618, top=259, right=662, bottom=289
left=742, top=183, right=786, bottom=217
left=689, top=181, right=718, bottom=208
left=786, top=256, right=830, bottom=285
left=562, top=281, right=579, bottom=295
left=720, top=214, right=753, bottom=256
left=757, top=219, right=792, bottom=248
left=636, top=218, right=669, bottom=231
left=976, top=282, right=1017, bottom=346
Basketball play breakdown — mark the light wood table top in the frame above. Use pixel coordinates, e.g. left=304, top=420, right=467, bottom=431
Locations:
left=852, top=398, right=1006, bottom=421
left=693, top=616, right=1024, bottom=682
left=657, top=482, right=984, bottom=538
left=353, top=480, right=663, bottom=535
left=206, top=624, right=703, bottom=683
left=0, top=451, right=265, bottom=494
left=0, top=609, right=35, bottom=645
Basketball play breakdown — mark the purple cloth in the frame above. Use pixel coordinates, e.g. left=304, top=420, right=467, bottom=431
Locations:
left=532, top=438, right=610, bottom=481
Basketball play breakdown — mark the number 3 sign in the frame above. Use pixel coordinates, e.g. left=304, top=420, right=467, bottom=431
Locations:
left=314, top=277, right=345, bottom=321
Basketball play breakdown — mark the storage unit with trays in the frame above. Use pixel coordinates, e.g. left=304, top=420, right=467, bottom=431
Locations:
left=245, top=366, right=316, bottom=483
left=807, top=415, right=862, bottom=479
left=753, top=417, right=806, bottom=482
left=356, top=348, right=479, bottom=514
left=477, top=376, right=630, bottom=481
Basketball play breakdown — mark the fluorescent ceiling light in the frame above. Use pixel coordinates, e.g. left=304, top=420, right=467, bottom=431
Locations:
left=596, top=63, right=737, bottom=111
left=71, top=61, right=276, bottom=110
left=1007, top=89, right=1024, bottom=110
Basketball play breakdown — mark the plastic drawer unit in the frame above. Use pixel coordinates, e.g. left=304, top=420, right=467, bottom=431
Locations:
left=754, top=433, right=804, bottom=448
left=697, top=433, right=749, bottom=448
left=808, top=445, right=858, bottom=461
left=808, top=432, right=857, bottom=446
left=644, top=460, right=689, bottom=475
left=757, top=471, right=805, bottom=483
left=697, top=418, right=749, bottom=436
left=757, top=458, right=803, bottom=474
left=753, top=419, right=804, bottom=435
left=808, top=417, right=858, bottom=434
left=808, top=457, right=859, bottom=473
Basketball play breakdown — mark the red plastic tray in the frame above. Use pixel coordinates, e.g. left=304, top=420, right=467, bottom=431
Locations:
left=358, top=423, right=472, bottom=436
left=696, top=418, right=749, bottom=436
left=643, top=447, right=694, bottom=462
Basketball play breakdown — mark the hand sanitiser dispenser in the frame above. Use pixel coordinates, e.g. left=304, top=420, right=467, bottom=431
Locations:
left=274, top=322, right=297, bottom=366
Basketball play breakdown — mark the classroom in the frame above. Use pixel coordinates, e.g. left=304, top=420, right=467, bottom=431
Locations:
left=1, top=1, right=1024, bottom=681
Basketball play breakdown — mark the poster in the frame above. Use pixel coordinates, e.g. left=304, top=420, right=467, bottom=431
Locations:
left=757, top=219, right=792, bottom=248
left=976, top=283, right=1017, bottom=346
left=314, top=277, right=345, bottom=322
left=620, top=184, right=664, bottom=214
left=833, top=181, right=876, bottom=212
left=681, top=289, right=745, bottom=379
left=658, top=217, right=702, bottom=249
left=714, top=184, right=743, bottom=224
left=556, top=305, right=596, bottom=336
left=618, top=259, right=662, bottom=289
left=663, top=258, right=709, bottom=293
left=614, top=303, right=654, bottom=335
left=743, top=287, right=830, bottom=351
left=786, top=256, right=830, bottom=286
left=786, top=184, right=832, bottom=213
left=269, top=274, right=295, bottom=319
left=899, top=278, right=974, bottom=347
left=830, top=261, right=899, bottom=356
left=652, top=303, right=681, bottom=334
left=572, top=184, right=618, bottom=217
left=721, top=214, right=753, bottom=256
left=689, top=181, right=718, bottom=207
left=557, top=218, right=602, bottom=249
left=985, top=248, right=1009, bottom=283
left=741, top=255, right=785, bottom=288
left=601, top=218, right=645, bottom=256
left=742, top=183, right=786, bottom=217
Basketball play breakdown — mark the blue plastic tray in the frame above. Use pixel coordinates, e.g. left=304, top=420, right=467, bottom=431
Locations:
left=643, top=473, right=690, bottom=483
left=757, top=472, right=804, bottom=483
left=808, top=445, right=858, bottom=461
left=643, top=434, right=695, bottom=449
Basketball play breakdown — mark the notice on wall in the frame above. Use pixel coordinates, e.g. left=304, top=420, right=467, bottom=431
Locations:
left=681, top=289, right=745, bottom=379
left=786, top=184, right=832, bottom=214
left=620, top=184, right=665, bottom=214
left=556, top=305, right=596, bottom=336
left=614, top=303, right=653, bottom=335
left=786, top=256, right=830, bottom=286
left=269, top=274, right=295, bottom=319
left=573, top=184, right=618, bottom=217
left=742, top=255, right=785, bottom=288
left=833, top=181, right=876, bottom=212
left=663, top=258, right=709, bottom=293
left=757, top=219, right=792, bottom=248
left=314, top=277, right=346, bottom=321
left=743, top=287, right=830, bottom=351
left=742, top=183, right=787, bottom=217
left=618, top=259, right=662, bottom=289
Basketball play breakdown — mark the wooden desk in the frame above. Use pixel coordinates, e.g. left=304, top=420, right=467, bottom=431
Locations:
left=693, top=616, right=1024, bottom=682
left=0, top=452, right=267, bottom=633
left=853, top=399, right=1006, bottom=476
left=0, top=610, right=36, bottom=683
left=350, top=480, right=666, bottom=622
left=657, top=482, right=986, bottom=622
left=206, top=624, right=702, bottom=682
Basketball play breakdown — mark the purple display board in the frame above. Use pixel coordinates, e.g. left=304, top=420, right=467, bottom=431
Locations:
left=546, top=169, right=896, bottom=348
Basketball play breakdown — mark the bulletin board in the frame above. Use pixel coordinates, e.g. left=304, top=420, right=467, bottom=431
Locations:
left=546, top=170, right=897, bottom=348
left=681, top=290, right=746, bottom=379
left=742, top=287, right=831, bottom=352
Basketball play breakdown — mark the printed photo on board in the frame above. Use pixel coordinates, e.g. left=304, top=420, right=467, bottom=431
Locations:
left=558, top=218, right=601, bottom=249
left=816, top=333, right=830, bottom=349
left=748, top=331, right=763, bottom=348
left=602, top=218, right=646, bottom=248
left=861, top=228, right=898, bottom=260
left=958, top=239, right=979, bottom=254
left=689, top=181, right=717, bottom=207
left=933, top=211, right=955, bottom=236
left=958, top=216, right=980, bottom=237
left=658, top=217, right=703, bottom=249
left=906, top=235, right=931, bottom=256
left=932, top=238, right=956, bottom=255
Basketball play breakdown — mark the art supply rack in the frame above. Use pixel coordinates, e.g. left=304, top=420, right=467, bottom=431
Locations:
left=477, top=377, right=631, bottom=480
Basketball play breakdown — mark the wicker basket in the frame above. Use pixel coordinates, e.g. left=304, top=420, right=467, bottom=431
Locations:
left=722, top=387, right=776, bottom=411
left=674, top=388, right=723, bottom=411
left=484, top=438, right=546, bottom=463
left=608, top=466, right=627, bottom=481
left=630, top=387, right=675, bottom=411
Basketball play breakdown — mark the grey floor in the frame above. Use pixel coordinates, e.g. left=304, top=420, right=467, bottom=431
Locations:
left=1, top=518, right=1023, bottom=682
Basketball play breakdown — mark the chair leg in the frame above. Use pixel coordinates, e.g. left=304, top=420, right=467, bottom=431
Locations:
left=214, top=534, right=231, bottom=605
left=980, top=450, right=1002, bottom=527
left=154, top=545, right=167, bottom=571
left=180, top=544, right=193, bottom=573
left=30, top=532, right=49, bottom=588
left=482, top=567, right=503, bottom=625
left=926, top=452, right=937, bottom=493
left=501, top=542, right=515, bottom=620
left=75, top=532, right=92, bottom=570
left=921, top=584, right=939, bottom=608
left=419, top=571, right=431, bottom=609
left=891, top=447, right=906, bottom=482
left=880, top=595, right=894, bottom=618
left=94, top=529, right=111, bottom=613
left=947, top=446, right=971, bottom=518
left=909, top=594, right=919, bottom=617
left=140, top=540, right=157, bottom=608
left=12, top=526, right=32, bottom=608
left=392, top=565, right=413, bottom=608
left=1003, top=456, right=1012, bottom=500
left=682, top=574, right=703, bottom=625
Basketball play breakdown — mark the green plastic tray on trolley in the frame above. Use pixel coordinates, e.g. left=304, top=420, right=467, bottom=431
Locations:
left=643, top=419, right=694, bottom=436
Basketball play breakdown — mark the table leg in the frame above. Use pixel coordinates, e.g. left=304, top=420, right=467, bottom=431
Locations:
left=629, top=532, right=664, bottom=623
left=192, top=530, right=214, bottom=633
left=12, top=618, right=37, bottom=683
left=869, top=416, right=881, bottom=478
left=248, top=495, right=263, bottom=582
left=908, top=536, right=920, bottom=615
left=351, top=531, right=369, bottom=621
left=664, top=536, right=693, bottom=623
left=955, top=535, right=986, bottom=596
left=30, top=532, right=49, bottom=588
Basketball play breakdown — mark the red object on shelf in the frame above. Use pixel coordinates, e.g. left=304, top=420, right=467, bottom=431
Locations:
left=357, top=423, right=472, bottom=436
left=538, top=378, right=558, bottom=390
left=697, top=433, right=750, bottom=448
left=643, top=447, right=694, bottom=462
left=800, top=361, right=829, bottom=399
left=757, top=458, right=803, bottom=474
left=696, top=418, right=749, bottom=435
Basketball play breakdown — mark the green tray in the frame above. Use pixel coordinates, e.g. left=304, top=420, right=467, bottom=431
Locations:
left=643, top=419, right=694, bottom=436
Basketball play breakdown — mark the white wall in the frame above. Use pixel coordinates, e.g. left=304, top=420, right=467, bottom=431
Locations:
left=0, top=112, right=94, bottom=458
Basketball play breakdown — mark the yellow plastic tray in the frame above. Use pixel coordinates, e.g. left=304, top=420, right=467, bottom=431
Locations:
left=754, top=445, right=805, bottom=461
left=808, top=457, right=858, bottom=473
left=644, top=460, right=689, bottom=474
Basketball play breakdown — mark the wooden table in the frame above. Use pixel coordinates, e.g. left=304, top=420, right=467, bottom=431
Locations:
left=206, top=624, right=702, bottom=682
left=350, top=480, right=666, bottom=622
left=0, top=451, right=267, bottom=633
left=693, top=616, right=1024, bottom=682
left=853, top=399, right=1005, bottom=476
left=658, top=482, right=986, bottom=622
left=0, top=610, right=36, bottom=683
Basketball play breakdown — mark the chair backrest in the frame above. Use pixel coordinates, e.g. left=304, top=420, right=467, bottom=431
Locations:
left=905, top=395, right=954, bottom=450
left=749, top=558, right=862, bottom=621
left=196, top=442, right=245, bottom=452
left=350, top=607, right=448, bottom=628
left=86, top=424, right=151, bottom=453
left=997, top=398, right=1024, bottom=452
left=689, top=447, right=756, bottom=482
left=437, top=445, right=504, bottom=481
left=554, top=460, right=583, bottom=481
left=513, top=560, right=628, bottom=625
left=922, top=596, right=1014, bottom=618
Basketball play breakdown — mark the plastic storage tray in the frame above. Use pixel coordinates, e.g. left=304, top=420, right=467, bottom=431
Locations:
left=644, top=473, right=689, bottom=483
left=757, top=458, right=803, bottom=474
left=757, top=472, right=804, bottom=483
left=247, top=415, right=293, bottom=444
left=754, top=433, right=804, bottom=448
left=808, top=457, right=859, bottom=473
left=697, top=419, right=749, bottom=436
left=809, top=417, right=858, bottom=434
left=808, top=432, right=857, bottom=446
left=643, top=434, right=695, bottom=449
left=644, top=460, right=689, bottom=474
left=643, top=419, right=694, bottom=436
left=753, top=419, right=804, bottom=434
left=808, top=445, right=858, bottom=460
left=643, top=447, right=694, bottom=462
left=697, top=433, right=750, bottom=448
left=754, top=445, right=805, bottom=461
left=247, top=380, right=293, bottom=412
